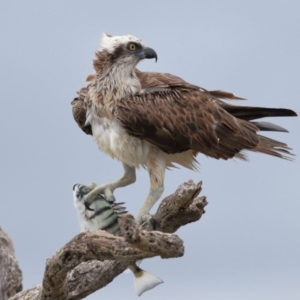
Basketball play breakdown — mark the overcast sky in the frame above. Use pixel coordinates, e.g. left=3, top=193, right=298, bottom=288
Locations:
left=0, top=1, right=299, bottom=299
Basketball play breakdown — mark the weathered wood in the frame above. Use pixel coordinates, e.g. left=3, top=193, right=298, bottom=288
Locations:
left=144, top=180, right=207, bottom=232
left=0, top=227, right=22, bottom=300
left=7, top=180, right=206, bottom=300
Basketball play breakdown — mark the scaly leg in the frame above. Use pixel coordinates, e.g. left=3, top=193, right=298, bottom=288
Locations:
left=84, top=163, right=136, bottom=207
left=136, top=153, right=166, bottom=224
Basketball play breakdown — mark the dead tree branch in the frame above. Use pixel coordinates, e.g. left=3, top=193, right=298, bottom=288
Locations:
left=0, top=227, right=22, bottom=300
left=7, top=180, right=207, bottom=300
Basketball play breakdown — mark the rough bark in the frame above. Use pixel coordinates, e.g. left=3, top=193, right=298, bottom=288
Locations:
left=6, top=180, right=207, bottom=300
left=0, top=228, right=22, bottom=300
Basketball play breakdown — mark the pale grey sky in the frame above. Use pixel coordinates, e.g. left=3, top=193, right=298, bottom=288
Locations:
left=0, top=1, right=299, bottom=299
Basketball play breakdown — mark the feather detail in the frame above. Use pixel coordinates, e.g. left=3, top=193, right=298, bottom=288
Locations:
left=71, top=46, right=297, bottom=163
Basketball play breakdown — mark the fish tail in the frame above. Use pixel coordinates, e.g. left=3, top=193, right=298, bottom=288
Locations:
left=128, top=263, right=163, bottom=296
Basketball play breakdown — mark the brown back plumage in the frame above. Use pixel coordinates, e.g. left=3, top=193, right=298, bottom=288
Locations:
left=71, top=69, right=297, bottom=160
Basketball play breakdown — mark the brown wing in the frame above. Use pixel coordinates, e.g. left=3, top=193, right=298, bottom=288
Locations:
left=135, top=69, right=200, bottom=90
left=71, top=87, right=93, bottom=135
left=215, top=100, right=297, bottom=121
left=114, top=82, right=296, bottom=160
left=72, top=71, right=296, bottom=160
left=70, top=69, right=200, bottom=136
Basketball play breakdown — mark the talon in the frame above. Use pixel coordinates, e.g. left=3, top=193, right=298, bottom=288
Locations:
left=83, top=194, right=95, bottom=211
left=141, top=214, right=152, bottom=223
left=107, top=194, right=116, bottom=203
left=103, top=187, right=114, bottom=202
left=141, top=220, right=155, bottom=230
left=88, top=182, right=98, bottom=190
left=139, top=213, right=155, bottom=228
left=150, top=217, right=157, bottom=230
left=84, top=201, right=94, bottom=211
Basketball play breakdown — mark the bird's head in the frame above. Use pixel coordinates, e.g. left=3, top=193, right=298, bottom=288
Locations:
left=98, top=33, right=157, bottom=69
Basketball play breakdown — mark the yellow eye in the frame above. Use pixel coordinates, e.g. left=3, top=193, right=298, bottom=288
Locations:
left=129, top=43, right=136, bottom=51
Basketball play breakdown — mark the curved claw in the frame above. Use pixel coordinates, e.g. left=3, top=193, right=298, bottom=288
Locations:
left=139, top=213, right=156, bottom=229
left=88, top=182, right=98, bottom=190
left=106, top=193, right=116, bottom=203
left=149, top=217, right=157, bottom=230
left=84, top=201, right=94, bottom=211
left=83, top=184, right=116, bottom=208
left=99, top=185, right=115, bottom=202
left=141, top=214, right=152, bottom=223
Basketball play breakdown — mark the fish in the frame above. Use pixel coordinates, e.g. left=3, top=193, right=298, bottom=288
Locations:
left=73, top=183, right=163, bottom=296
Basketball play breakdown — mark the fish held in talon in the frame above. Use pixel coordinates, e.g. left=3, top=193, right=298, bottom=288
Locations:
left=73, top=183, right=163, bottom=296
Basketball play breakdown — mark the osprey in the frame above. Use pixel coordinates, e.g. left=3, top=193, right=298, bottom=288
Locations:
left=72, top=33, right=297, bottom=223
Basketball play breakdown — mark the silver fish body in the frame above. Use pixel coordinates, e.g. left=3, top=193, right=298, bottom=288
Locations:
left=73, top=184, right=126, bottom=234
left=73, top=183, right=163, bottom=296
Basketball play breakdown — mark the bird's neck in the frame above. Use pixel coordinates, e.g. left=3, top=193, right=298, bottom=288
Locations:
left=92, top=51, right=141, bottom=108
left=91, top=65, right=140, bottom=112
left=103, top=64, right=140, bottom=95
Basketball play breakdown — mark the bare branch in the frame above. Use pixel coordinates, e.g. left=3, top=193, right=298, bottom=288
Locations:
left=144, top=180, right=207, bottom=232
left=0, top=227, right=22, bottom=300
left=8, top=180, right=206, bottom=300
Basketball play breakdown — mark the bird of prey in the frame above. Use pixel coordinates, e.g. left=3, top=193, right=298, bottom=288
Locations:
left=71, top=33, right=297, bottom=223
left=73, top=183, right=163, bottom=296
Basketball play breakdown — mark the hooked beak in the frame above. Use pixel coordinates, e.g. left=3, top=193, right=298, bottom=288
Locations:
left=137, top=47, right=158, bottom=62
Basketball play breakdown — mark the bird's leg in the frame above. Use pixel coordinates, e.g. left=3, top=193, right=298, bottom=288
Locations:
left=83, top=163, right=136, bottom=207
left=136, top=154, right=165, bottom=224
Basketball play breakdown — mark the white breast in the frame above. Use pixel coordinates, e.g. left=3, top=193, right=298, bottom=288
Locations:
left=91, top=117, right=151, bottom=168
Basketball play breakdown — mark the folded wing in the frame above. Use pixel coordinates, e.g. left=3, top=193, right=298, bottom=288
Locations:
left=72, top=70, right=297, bottom=160
left=114, top=72, right=296, bottom=160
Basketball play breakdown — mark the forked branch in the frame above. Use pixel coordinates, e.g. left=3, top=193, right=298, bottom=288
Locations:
left=6, top=180, right=207, bottom=300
